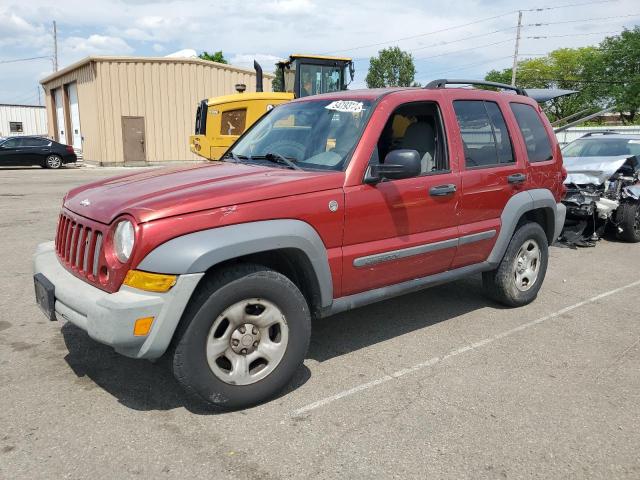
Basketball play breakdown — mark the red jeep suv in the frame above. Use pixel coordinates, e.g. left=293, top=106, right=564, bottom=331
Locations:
left=34, top=80, right=566, bottom=409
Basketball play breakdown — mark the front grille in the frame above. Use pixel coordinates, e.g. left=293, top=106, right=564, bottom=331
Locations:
left=55, top=212, right=104, bottom=280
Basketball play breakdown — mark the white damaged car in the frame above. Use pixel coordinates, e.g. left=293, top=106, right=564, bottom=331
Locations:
left=561, top=132, right=640, bottom=245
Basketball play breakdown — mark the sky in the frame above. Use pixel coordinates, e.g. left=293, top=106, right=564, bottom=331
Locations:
left=0, top=0, right=638, bottom=105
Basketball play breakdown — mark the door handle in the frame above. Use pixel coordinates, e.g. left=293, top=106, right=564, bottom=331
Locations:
left=429, top=184, right=457, bottom=196
left=507, top=173, right=526, bottom=184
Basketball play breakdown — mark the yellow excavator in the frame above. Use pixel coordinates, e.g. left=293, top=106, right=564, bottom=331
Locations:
left=190, top=54, right=354, bottom=160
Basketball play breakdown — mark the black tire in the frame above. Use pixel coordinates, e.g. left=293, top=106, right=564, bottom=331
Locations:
left=616, top=202, right=640, bottom=243
left=172, top=263, right=311, bottom=410
left=44, top=154, right=62, bottom=169
left=482, top=222, right=549, bottom=307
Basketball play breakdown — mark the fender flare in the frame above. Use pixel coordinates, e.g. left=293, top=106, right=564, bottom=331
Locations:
left=487, top=188, right=562, bottom=266
left=137, top=219, right=334, bottom=308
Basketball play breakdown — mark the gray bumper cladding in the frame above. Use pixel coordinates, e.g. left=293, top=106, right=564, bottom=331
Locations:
left=33, top=242, right=203, bottom=359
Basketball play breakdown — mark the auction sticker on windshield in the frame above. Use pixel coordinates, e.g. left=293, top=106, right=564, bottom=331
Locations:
left=325, top=100, right=364, bottom=113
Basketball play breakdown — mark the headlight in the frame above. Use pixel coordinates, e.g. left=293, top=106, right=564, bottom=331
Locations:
left=114, top=220, right=135, bottom=263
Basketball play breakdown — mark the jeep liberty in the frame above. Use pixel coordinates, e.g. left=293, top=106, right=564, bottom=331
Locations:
left=34, top=80, right=567, bottom=409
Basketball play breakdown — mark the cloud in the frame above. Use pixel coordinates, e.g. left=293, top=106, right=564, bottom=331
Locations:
left=228, top=53, right=284, bottom=72
left=152, top=43, right=165, bottom=52
left=62, top=34, right=133, bottom=56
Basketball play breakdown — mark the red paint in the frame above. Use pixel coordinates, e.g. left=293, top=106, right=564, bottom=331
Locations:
left=57, top=87, right=564, bottom=296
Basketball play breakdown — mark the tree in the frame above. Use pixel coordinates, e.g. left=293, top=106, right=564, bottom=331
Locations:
left=366, top=47, right=416, bottom=88
left=590, top=27, right=640, bottom=123
left=198, top=50, right=227, bottom=64
left=485, top=47, right=602, bottom=123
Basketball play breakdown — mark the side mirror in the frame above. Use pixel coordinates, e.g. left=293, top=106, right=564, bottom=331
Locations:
left=366, top=149, right=421, bottom=183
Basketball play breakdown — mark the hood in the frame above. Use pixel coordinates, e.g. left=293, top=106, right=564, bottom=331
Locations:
left=563, top=155, right=632, bottom=185
left=64, top=162, right=343, bottom=224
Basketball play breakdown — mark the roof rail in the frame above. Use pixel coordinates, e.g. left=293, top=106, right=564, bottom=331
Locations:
left=580, top=131, right=619, bottom=137
left=425, top=79, right=527, bottom=96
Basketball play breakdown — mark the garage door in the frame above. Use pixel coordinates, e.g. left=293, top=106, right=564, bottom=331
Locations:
left=67, top=83, right=82, bottom=151
left=53, top=88, right=65, bottom=143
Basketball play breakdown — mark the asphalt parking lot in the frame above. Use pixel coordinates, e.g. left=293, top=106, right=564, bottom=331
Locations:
left=1, top=166, right=639, bottom=479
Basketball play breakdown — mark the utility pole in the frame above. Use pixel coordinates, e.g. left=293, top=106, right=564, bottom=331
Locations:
left=511, top=10, right=522, bottom=86
left=37, top=86, right=41, bottom=106
left=53, top=21, right=58, bottom=72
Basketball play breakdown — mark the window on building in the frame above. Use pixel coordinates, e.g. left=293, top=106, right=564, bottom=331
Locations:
left=454, top=100, right=514, bottom=168
left=510, top=103, right=553, bottom=162
left=9, top=122, right=23, bottom=134
left=220, top=109, right=247, bottom=136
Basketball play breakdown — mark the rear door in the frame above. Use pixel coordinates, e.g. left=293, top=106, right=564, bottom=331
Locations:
left=21, top=137, right=50, bottom=165
left=508, top=101, right=562, bottom=199
left=341, top=98, right=460, bottom=296
left=446, top=96, right=527, bottom=268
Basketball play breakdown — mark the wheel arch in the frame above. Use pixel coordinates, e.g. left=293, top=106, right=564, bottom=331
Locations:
left=137, top=219, right=333, bottom=313
left=487, top=189, right=561, bottom=266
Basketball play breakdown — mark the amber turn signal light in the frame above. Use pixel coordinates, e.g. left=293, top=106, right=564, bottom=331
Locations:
left=133, top=316, right=154, bottom=336
left=123, top=270, right=177, bottom=292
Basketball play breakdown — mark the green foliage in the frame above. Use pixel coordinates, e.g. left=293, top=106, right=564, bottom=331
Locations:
left=198, top=50, right=227, bottom=64
left=485, top=27, right=640, bottom=124
left=272, top=65, right=284, bottom=93
left=592, top=26, right=640, bottom=123
left=366, top=47, right=416, bottom=88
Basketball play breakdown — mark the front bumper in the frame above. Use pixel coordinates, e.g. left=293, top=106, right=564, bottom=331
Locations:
left=553, top=202, right=567, bottom=242
left=33, top=242, right=203, bottom=359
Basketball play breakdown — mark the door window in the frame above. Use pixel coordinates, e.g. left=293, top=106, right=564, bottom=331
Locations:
left=22, top=138, right=49, bottom=147
left=374, top=101, right=448, bottom=175
left=453, top=100, right=514, bottom=168
left=510, top=103, right=553, bottom=162
left=2, top=138, right=21, bottom=148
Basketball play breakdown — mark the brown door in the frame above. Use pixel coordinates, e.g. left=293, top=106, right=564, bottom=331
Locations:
left=121, top=116, right=146, bottom=165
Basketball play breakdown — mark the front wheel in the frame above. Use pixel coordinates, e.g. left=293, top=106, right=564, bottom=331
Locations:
left=482, top=222, right=549, bottom=307
left=616, top=201, right=640, bottom=243
left=172, top=264, right=311, bottom=409
left=44, top=154, right=62, bottom=169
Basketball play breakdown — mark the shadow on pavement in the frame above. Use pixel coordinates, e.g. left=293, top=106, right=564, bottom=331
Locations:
left=61, top=322, right=311, bottom=414
left=308, top=275, right=499, bottom=362
left=60, top=275, right=497, bottom=413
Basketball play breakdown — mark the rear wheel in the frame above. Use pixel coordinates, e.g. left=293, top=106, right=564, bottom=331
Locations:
left=616, top=201, right=640, bottom=243
left=172, top=264, right=311, bottom=409
left=482, top=222, right=549, bottom=307
left=44, top=154, right=62, bottom=169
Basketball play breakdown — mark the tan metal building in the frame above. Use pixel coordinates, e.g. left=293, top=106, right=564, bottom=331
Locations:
left=40, top=56, right=272, bottom=165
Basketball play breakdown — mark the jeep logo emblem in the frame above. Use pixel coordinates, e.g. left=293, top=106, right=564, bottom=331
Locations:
left=80, top=199, right=91, bottom=207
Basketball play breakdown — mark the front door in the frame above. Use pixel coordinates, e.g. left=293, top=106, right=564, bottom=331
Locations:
left=0, top=138, right=22, bottom=166
left=341, top=100, right=460, bottom=296
left=122, top=116, right=146, bottom=165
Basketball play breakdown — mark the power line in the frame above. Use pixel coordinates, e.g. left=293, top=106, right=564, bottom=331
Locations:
left=527, top=30, right=621, bottom=39
left=525, top=12, right=640, bottom=27
left=413, top=39, right=514, bottom=61
left=419, top=55, right=513, bottom=78
left=0, top=55, right=50, bottom=64
left=322, top=0, right=621, bottom=55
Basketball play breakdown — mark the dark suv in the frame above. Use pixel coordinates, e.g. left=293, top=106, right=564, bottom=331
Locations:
left=0, top=136, right=77, bottom=168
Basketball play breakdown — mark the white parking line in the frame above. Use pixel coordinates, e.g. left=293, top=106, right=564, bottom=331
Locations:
left=293, top=279, right=640, bottom=416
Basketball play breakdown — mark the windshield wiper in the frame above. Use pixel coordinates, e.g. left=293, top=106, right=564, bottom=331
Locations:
left=221, top=151, right=249, bottom=163
left=259, top=152, right=302, bottom=170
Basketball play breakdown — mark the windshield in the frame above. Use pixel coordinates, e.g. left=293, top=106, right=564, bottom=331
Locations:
left=562, top=138, right=640, bottom=158
left=229, top=99, right=372, bottom=171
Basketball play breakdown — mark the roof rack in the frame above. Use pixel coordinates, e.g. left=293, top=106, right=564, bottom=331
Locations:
left=580, top=131, right=619, bottom=137
left=425, top=79, right=527, bottom=96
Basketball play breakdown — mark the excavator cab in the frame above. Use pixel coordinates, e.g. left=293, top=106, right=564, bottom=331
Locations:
left=190, top=54, right=354, bottom=160
left=275, top=54, right=355, bottom=98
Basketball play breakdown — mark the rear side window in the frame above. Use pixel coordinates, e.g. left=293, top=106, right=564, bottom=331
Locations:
left=22, top=138, right=49, bottom=147
left=454, top=100, right=514, bottom=168
left=510, top=103, right=553, bottom=162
